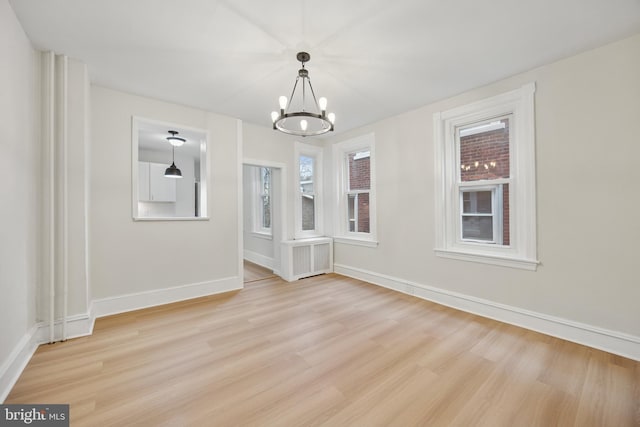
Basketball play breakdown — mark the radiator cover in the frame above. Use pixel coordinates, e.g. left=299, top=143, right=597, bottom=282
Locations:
left=281, top=237, right=333, bottom=281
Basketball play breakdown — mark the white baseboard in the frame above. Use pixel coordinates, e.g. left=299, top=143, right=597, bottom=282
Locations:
left=92, top=276, right=243, bottom=318
left=36, top=312, right=95, bottom=343
left=334, top=263, right=640, bottom=361
left=243, top=250, right=274, bottom=270
left=1, top=313, right=96, bottom=403
left=0, top=326, right=40, bottom=403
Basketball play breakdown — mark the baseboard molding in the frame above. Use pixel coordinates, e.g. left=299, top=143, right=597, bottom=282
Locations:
left=243, top=250, right=274, bottom=270
left=0, top=326, right=39, bottom=403
left=334, top=263, right=640, bottom=361
left=35, top=312, right=95, bottom=343
left=92, top=276, right=243, bottom=318
left=0, top=312, right=96, bottom=403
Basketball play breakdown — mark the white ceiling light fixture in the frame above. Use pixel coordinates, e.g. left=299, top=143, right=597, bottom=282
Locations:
left=166, top=130, right=185, bottom=147
left=164, top=130, right=183, bottom=179
left=164, top=145, right=183, bottom=179
left=271, top=52, right=335, bottom=137
left=167, top=130, right=187, bottom=147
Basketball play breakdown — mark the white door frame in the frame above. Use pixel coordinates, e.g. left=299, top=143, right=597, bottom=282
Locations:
left=242, top=159, right=287, bottom=276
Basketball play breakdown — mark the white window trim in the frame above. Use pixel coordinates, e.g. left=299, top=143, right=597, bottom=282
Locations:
left=252, top=166, right=272, bottom=237
left=433, top=83, right=538, bottom=270
left=294, top=142, right=324, bottom=238
left=332, top=133, right=378, bottom=246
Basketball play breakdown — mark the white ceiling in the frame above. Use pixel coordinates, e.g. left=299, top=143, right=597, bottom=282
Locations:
left=10, top=0, right=640, bottom=135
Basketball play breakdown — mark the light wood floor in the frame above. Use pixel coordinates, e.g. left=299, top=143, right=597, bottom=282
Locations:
left=6, top=274, right=640, bottom=426
left=243, top=260, right=276, bottom=283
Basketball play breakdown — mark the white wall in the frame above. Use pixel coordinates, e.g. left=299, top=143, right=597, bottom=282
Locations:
left=327, top=34, right=640, bottom=340
left=62, top=58, right=91, bottom=318
left=0, top=0, right=40, bottom=393
left=90, top=86, right=240, bottom=300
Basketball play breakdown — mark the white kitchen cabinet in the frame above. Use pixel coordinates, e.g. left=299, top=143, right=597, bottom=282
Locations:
left=138, top=161, right=176, bottom=202
left=138, top=161, right=150, bottom=201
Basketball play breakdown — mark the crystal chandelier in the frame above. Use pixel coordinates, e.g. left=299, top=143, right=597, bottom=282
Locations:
left=271, top=52, right=335, bottom=137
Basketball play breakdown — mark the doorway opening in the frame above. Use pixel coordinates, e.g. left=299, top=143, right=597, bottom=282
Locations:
left=243, top=260, right=277, bottom=283
left=242, top=161, right=286, bottom=283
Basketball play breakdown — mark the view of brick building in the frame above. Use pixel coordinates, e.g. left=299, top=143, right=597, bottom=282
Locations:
left=348, top=151, right=371, bottom=233
left=459, top=118, right=510, bottom=245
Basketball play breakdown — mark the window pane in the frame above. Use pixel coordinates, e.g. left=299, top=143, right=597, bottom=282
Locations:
left=502, top=183, right=510, bottom=246
left=463, top=192, right=471, bottom=213
left=261, top=167, right=271, bottom=229
left=462, top=216, right=493, bottom=241
left=300, top=155, right=314, bottom=194
left=476, top=191, right=491, bottom=213
left=347, top=194, right=356, bottom=232
left=462, top=190, right=492, bottom=214
left=261, top=168, right=271, bottom=193
left=357, top=192, right=370, bottom=233
left=459, top=118, right=510, bottom=182
left=348, top=151, right=370, bottom=190
left=262, top=195, right=271, bottom=229
left=302, top=195, right=315, bottom=231
left=347, top=192, right=370, bottom=233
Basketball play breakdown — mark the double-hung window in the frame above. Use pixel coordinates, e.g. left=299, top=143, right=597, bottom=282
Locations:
left=434, top=83, right=537, bottom=270
left=458, top=117, right=510, bottom=245
left=295, top=142, right=323, bottom=238
left=252, top=166, right=271, bottom=236
left=346, top=150, right=371, bottom=233
left=333, top=133, right=377, bottom=246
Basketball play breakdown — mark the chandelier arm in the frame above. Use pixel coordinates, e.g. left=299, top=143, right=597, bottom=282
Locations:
left=305, top=78, right=327, bottom=128
left=303, top=78, right=308, bottom=112
left=286, top=76, right=300, bottom=115
left=306, top=78, right=321, bottom=113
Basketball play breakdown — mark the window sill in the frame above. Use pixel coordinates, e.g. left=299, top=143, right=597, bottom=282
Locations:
left=250, top=231, right=273, bottom=240
left=334, top=237, right=379, bottom=248
left=434, top=248, right=538, bottom=271
left=133, top=217, right=209, bottom=221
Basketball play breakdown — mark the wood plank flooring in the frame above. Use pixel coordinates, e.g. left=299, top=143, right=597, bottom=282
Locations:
left=6, top=274, right=640, bottom=426
left=243, top=260, right=276, bottom=283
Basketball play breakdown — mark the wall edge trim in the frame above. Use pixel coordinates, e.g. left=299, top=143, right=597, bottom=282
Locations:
left=92, top=276, right=243, bottom=318
left=243, top=249, right=274, bottom=270
left=0, top=326, right=39, bottom=403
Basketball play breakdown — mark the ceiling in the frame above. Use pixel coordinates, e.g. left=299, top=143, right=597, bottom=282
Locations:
left=10, top=0, right=640, bottom=136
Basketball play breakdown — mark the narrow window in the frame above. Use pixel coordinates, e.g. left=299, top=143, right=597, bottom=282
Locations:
left=295, top=142, right=323, bottom=238
left=332, top=133, right=377, bottom=246
left=300, top=155, right=316, bottom=231
left=346, top=150, right=371, bottom=233
left=433, top=83, right=537, bottom=270
left=257, top=167, right=271, bottom=233
left=457, top=117, right=510, bottom=245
